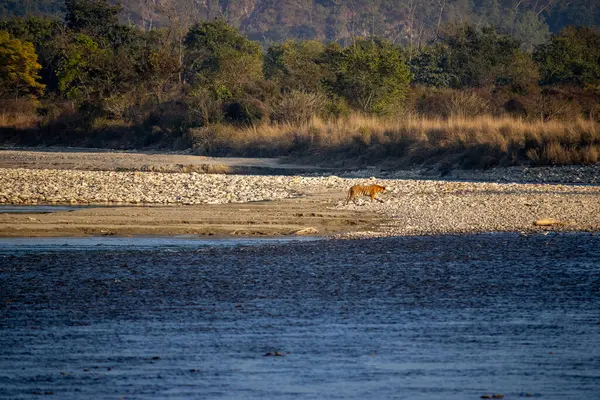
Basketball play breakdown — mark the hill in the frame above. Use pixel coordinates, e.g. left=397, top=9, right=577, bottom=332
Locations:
left=1, top=0, right=599, bottom=49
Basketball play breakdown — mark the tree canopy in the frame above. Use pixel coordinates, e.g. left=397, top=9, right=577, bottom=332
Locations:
left=534, top=26, right=600, bottom=87
left=263, top=39, right=328, bottom=93
left=327, top=38, right=411, bottom=115
left=184, top=19, right=263, bottom=98
left=0, top=29, right=44, bottom=98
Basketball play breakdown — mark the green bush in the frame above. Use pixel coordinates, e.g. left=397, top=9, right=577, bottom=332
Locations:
left=325, top=38, right=411, bottom=115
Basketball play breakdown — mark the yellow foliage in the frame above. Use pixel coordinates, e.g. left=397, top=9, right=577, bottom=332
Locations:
left=0, top=30, right=45, bottom=98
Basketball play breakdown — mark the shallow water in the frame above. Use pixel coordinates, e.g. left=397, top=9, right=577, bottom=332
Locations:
left=0, top=236, right=319, bottom=254
left=0, top=205, right=96, bottom=214
left=1, top=233, right=599, bottom=399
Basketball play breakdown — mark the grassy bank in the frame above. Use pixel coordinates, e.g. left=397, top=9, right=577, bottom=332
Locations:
left=1, top=100, right=599, bottom=169
left=188, top=115, right=600, bottom=169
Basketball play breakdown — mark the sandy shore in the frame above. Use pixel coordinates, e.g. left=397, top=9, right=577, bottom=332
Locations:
left=0, top=196, right=381, bottom=238
left=0, top=147, right=331, bottom=174
left=1, top=148, right=599, bottom=238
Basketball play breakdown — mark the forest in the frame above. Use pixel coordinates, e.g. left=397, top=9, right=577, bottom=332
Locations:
left=3, top=0, right=600, bottom=49
left=1, top=0, right=600, bottom=168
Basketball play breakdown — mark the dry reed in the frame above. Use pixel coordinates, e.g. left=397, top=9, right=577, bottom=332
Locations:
left=0, top=98, right=41, bottom=130
left=190, top=114, right=600, bottom=167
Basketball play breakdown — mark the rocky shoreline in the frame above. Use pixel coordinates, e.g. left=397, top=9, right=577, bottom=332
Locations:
left=0, top=168, right=306, bottom=205
left=3, top=147, right=600, bottom=184
left=341, top=178, right=600, bottom=237
left=1, top=166, right=599, bottom=237
left=343, top=164, right=600, bottom=185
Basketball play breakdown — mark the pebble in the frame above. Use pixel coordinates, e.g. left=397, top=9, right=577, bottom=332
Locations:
left=0, top=168, right=297, bottom=206
left=349, top=164, right=600, bottom=184
left=1, top=167, right=600, bottom=237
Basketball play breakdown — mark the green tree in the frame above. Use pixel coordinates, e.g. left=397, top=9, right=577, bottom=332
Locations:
left=55, top=33, right=101, bottom=100
left=135, top=29, right=181, bottom=102
left=435, top=24, right=535, bottom=89
left=55, top=33, right=136, bottom=102
left=184, top=19, right=263, bottom=98
left=64, top=0, right=134, bottom=48
left=534, top=26, right=600, bottom=87
left=325, top=37, right=411, bottom=114
left=264, top=39, right=328, bottom=92
left=0, top=15, right=60, bottom=44
left=409, top=45, right=456, bottom=88
left=0, top=30, right=45, bottom=98
left=65, top=0, right=120, bottom=37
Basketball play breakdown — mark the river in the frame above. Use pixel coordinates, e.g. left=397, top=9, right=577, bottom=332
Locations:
left=1, top=233, right=598, bottom=399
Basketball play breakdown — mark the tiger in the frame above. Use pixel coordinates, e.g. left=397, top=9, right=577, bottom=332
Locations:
left=345, top=184, right=386, bottom=204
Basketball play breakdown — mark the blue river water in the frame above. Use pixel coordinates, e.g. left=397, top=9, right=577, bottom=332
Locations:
left=0, top=233, right=598, bottom=399
left=0, top=236, right=319, bottom=254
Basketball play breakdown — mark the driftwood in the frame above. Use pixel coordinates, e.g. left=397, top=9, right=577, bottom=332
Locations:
left=534, top=218, right=562, bottom=227
left=291, top=227, right=319, bottom=235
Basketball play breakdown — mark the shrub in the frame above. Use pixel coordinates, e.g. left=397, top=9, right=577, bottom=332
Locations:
left=144, top=100, right=188, bottom=133
left=271, top=90, right=327, bottom=124
left=0, top=98, right=40, bottom=129
left=187, top=124, right=238, bottom=156
left=410, top=87, right=490, bottom=119
left=223, top=97, right=268, bottom=126
left=185, top=89, right=224, bottom=128
left=446, top=90, right=490, bottom=118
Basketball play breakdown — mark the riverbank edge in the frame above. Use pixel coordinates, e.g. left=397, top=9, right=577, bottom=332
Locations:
left=1, top=148, right=599, bottom=239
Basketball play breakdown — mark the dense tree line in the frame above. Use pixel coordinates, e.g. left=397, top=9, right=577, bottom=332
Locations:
left=0, top=0, right=599, bottom=149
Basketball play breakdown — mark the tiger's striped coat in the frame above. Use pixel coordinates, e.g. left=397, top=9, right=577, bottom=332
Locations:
left=345, top=184, right=386, bottom=204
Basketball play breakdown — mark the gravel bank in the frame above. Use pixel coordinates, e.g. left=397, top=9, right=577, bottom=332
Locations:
left=3, top=147, right=600, bottom=184
left=1, top=167, right=599, bottom=237
left=343, top=164, right=600, bottom=184
left=0, top=168, right=306, bottom=205
left=0, top=148, right=330, bottom=174
left=340, top=179, right=600, bottom=237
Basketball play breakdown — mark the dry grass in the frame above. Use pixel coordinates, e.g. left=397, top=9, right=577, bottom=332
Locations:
left=0, top=113, right=40, bottom=129
left=189, top=114, right=600, bottom=168
left=0, top=99, right=41, bottom=130
left=2, top=95, right=598, bottom=168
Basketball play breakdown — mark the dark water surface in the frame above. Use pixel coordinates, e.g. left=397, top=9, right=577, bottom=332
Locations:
left=0, top=205, right=102, bottom=214
left=0, top=236, right=319, bottom=253
left=1, top=233, right=599, bottom=399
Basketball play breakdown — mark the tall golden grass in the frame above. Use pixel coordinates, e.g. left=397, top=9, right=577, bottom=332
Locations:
left=0, top=99, right=41, bottom=130
left=2, top=95, right=598, bottom=168
left=189, top=114, right=600, bottom=167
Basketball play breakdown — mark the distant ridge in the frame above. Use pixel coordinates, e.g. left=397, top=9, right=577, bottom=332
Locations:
left=2, top=0, right=599, bottom=48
